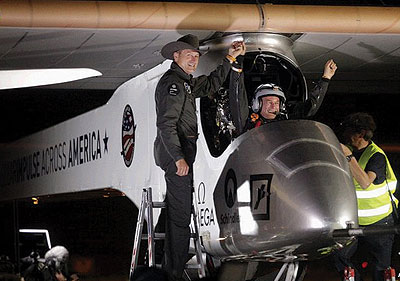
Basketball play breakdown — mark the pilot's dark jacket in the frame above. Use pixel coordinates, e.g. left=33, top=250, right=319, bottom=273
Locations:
left=154, top=60, right=231, bottom=163
left=288, top=77, right=330, bottom=118
left=229, top=56, right=330, bottom=133
left=154, top=58, right=231, bottom=280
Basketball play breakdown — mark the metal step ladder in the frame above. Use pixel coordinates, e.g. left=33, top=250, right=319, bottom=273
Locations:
left=129, top=187, right=206, bottom=280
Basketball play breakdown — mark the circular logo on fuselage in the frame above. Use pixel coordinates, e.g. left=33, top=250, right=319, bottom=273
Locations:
left=121, top=104, right=136, bottom=167
left=224, top=169, right=237, bottom=208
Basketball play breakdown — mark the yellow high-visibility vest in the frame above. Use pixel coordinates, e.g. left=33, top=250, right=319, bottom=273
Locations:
left=353, top=142, right=397, bottom=225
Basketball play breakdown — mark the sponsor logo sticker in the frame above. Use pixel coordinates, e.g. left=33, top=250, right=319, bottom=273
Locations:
left=121, top=104, right=136, bottom=167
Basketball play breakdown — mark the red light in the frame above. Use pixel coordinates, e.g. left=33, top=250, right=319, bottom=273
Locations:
left=362, top=261, right=368, bottom=268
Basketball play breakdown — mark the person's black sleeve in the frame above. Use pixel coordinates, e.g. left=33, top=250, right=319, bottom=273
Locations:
left=229, top=55, right=249, bottom=134
left=192, top=58, right=231, bottom=98
left=155, top=78, right=185, bottom=162
left=289, top=78, right=330, bottom=119
left=365, top=152, right=387, bottom=185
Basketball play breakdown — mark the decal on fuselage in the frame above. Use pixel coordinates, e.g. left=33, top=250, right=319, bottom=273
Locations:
left=121, top=104, right=136, bottom=167
left=0, top=129, right=107, bottom=186
left=250, top=174, right=273, bottom=220
left=219, top=168, right=240, bottom=225
left=218, top=171, right=273, bottom=226
left=197, top=182, right=215, bottom=227
left=197, top=182, right=206, bottom=205
left=224, top=168, right=237, bottom=208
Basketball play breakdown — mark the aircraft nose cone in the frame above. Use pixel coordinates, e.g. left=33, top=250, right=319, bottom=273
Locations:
left=213, top=120, right=358, bottom=260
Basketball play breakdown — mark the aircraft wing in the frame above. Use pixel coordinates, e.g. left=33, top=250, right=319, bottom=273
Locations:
left=0, top=28, right=209, bottom=90
left=1, top=28, right=400, bottom=93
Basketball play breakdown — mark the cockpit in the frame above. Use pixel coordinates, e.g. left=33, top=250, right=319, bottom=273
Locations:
left=199, top=34, right=308, bottom=157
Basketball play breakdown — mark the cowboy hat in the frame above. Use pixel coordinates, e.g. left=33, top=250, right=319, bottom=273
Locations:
left=161, top=34, right=202, bottom=60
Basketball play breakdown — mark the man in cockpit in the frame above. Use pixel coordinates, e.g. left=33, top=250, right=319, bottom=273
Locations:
left=247, top=83, right=288, bottom=128
left=229, top=58, right=337, bottom=133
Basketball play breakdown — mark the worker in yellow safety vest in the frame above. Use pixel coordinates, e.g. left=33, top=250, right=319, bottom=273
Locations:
left=334, top=112, right=398, bottom=281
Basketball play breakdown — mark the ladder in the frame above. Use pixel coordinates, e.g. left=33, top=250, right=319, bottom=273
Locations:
left=129, top=187, right=206, bottom=280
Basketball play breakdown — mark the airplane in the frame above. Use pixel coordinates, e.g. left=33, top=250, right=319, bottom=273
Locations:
left=1, top=1, right=400, bottom=281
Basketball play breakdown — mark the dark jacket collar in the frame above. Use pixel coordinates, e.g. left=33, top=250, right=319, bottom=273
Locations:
left=352, top=141, right=372, bottom=159
left=259, top=114, right=286, bottom=124
left=170, top=62, right=192, bottom=81
left=259, top=115, right=276, bottom=124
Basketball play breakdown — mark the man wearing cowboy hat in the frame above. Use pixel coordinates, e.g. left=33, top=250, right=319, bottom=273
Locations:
left=154, top=34, right=244, bottom=280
